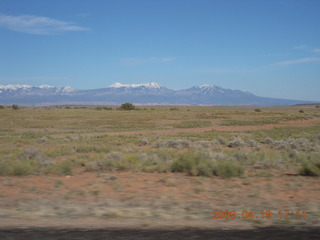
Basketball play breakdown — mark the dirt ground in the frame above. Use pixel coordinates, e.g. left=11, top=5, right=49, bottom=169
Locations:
left=0, top=169, right=319, bottom=227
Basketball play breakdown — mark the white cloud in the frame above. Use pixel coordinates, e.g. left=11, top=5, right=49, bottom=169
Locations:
left=121, top=57, right=176, bottom=66
left=294, top=45, right=320, bottom=54
left=0, top=14, right=89, bottom=35
left=275, top=57, right=320, bottom=66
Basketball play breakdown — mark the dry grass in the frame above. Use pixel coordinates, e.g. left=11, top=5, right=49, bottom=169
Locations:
left=0, top=105, right=319, bottom=228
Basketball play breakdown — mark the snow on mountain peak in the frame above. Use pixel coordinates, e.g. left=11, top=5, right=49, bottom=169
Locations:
left=0, top=84, right=77, bottom=94
left=196, top=84, right=225, bottom=93
left=109, top=82, right=161, bottom=89
left=55, top=86, right=77, bottom=94
left=38, top=84, right=54, bottom=89
left=199, top=84, right=215, bottom=89
left=0, top=84, right=32, bottom=91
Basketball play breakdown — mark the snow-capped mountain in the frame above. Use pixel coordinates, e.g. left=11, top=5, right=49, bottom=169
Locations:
left=109, top=82, right=161, bottom=89
left=0, top=85, right=77, bottom=96
left=0, top=84, right=33, bottom=93
left=0, top=82, right=314, bottom=106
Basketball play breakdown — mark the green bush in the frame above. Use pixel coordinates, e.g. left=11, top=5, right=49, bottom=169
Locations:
left=170, top=151, right=244, bottom=178
left=84, top=152, right=130, bottom=172
left=120, top=102, right=135, bottom=110
left=10, top=161, right=34, bottom=175
left=52, top=160, right=74, bottom=175
left=299, top=158, right=320, bottom=176
left=0, top=105, right=4, bottom=109
left=213, top=161, right=244, bottom=178
left=170, top=152, right=212, bottom=176
left=0, top=160, right=35, bottom=176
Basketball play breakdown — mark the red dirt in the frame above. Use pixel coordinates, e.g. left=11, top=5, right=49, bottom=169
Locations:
left=0, top=169, right=319, bottom=228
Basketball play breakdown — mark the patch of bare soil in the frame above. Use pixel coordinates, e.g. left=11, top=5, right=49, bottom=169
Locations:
left=0, top=169, right=319, bottom=230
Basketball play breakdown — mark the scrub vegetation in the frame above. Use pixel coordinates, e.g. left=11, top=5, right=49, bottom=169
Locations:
left=0, top=104, right=319, bottom=227
left=0, top=105, right=319, bottom=177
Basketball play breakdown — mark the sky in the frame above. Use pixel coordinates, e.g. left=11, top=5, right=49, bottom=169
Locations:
left=0, top=0, right=319, bottom=101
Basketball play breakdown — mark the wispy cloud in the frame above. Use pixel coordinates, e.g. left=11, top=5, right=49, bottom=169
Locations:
left=121, top=57, right=176, bottom=66
left=0, top=14, right=89, bottom=35
left=294, top=45, right=320, bottom=54
left=312, top=48, right=320, bottom=54
left=274, top=57, right=320, bottom=66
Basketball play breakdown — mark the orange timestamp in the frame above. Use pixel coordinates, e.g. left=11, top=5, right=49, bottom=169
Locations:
left=211, top=210, right=307, bottom=220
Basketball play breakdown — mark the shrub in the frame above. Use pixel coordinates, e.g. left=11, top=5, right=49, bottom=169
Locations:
left=120, top=102, right=135, bottom=110
left=170, top=151, right=244, bottom=178
left=216, top=136, right=227, bottom=145
left=228, top=137, right=245, bottom=148
left=170, top=151, right=215, bottom=177
left=263, top=137, right=275, bottom=145
left=299, top=158, right=320, bottom=176
left=12, top=104, right=19, bottom=110
left=299, top=110, right=304, bottom=113
left=255, top=109, right=261, bottom=112
left=139, top=139, right=149, bottom=146
left=0, top=159, right=42, bottom=176
left=165, top=140, right=190, bottom=149
left=10, top=161, right=34, bottom=175
left=213, top=161, right=244, bottom=178
left=246, top=139, right=258, bottom=148
left=85, top=161, right=102, bottom=172
left=52, top=160, right=74, bottom=175
left=98, top=152, right=129, bottom=171
left=0, top=105, right=4, bottom=109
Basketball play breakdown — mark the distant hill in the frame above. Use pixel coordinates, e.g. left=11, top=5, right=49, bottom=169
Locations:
left=0, top=82, right=315, bottom=106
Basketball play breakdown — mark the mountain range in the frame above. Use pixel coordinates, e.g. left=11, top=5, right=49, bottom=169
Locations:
left=0, top=82, right=315, bottom=106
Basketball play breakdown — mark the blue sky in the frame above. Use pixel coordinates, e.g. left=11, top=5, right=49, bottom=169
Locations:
left=0, top=0, right=319, bottom=101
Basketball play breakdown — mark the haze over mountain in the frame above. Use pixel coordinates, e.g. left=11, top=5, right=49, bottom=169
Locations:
left=0, top=82, right=315, bottom=106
